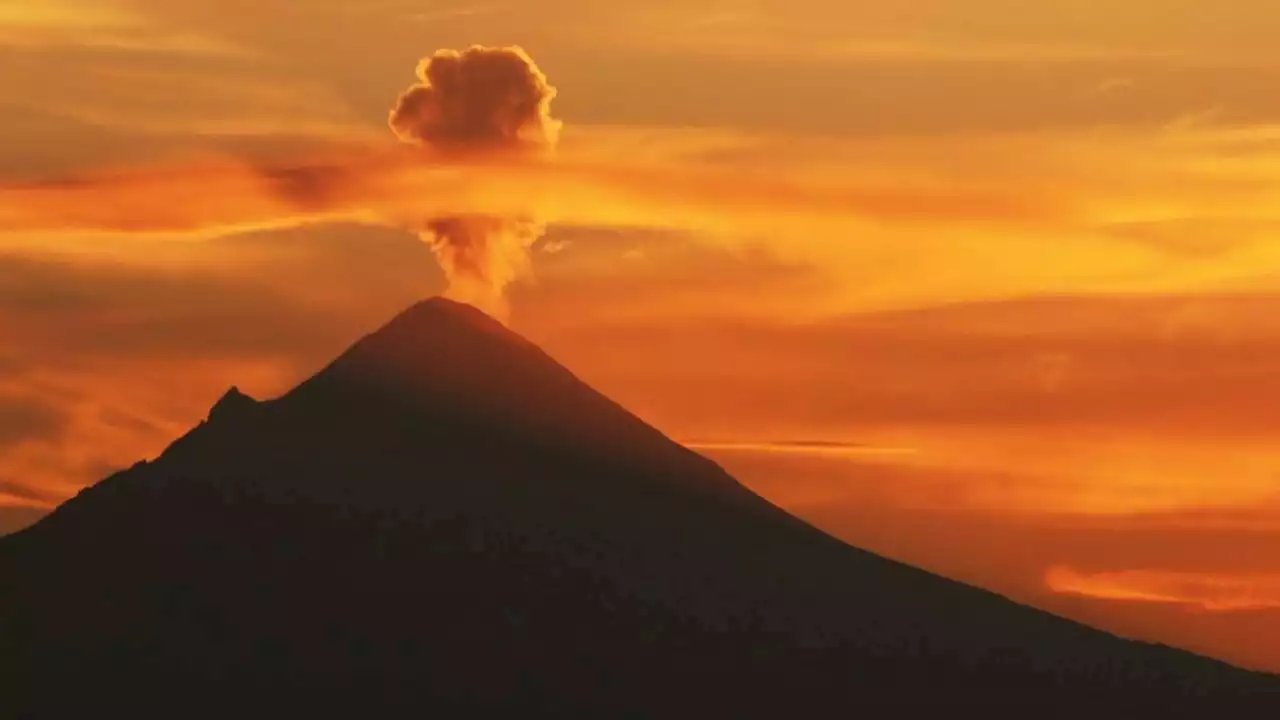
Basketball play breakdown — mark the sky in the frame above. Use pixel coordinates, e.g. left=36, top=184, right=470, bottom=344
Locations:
left=3, top=0, right=1280, bottom=672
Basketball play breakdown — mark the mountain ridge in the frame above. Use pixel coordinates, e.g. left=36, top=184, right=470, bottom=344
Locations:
left=2, top=297, right=1276, bottom=717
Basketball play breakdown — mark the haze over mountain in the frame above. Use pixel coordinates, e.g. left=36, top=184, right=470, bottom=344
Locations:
left=2, top=298, right=1276, bottom=717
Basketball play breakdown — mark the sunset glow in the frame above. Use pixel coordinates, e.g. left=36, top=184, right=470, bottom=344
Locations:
left=4, top=0, right=1280, bottom=675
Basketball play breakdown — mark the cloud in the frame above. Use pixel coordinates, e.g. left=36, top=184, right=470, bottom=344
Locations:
left=0, top=392, right=67, bottom=449
left=0, top=253, right=331, bottom=507
left=46, top=62, right=369, bottom=138
left=0, top=27, right=370, bottom=183
left=699, top=435, right=1280, bottom=670
left=20, top=0, right=1280, bottom=158
left=0, top=220, right=446, bottom=361
left=1046, top=565, right=1280, bottom=612
left=1091, top=77, right=1136, bottom=96
left=0, top=480, right=59, bottom=509
left=684, top=440, right=917, bottom=459
left=519, top=290, right=1280, bottom=521
left=0, top=144, right=1051, bottom=254
left=527, top=292, right=1280, bottom=435
left=389, top=46, right=560, bottom=151
left=0, top=0, right=245, bottom=56
left=0, top=253, right=346, bottom=360
left=9, top=113, right=1280, bottom=325
left=692, top=431, right=1280, bottom=520
left=512, top=230, right=831, bottom=327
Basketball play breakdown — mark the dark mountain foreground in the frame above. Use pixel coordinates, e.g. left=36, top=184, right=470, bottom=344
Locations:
left=2, top=299, right=1277, bottom=717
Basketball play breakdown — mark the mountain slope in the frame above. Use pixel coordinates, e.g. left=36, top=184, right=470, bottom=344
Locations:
left=2, top=298, right=1276, bottom=718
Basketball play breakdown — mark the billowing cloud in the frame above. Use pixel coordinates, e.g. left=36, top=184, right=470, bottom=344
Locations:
left=389, top=46, right=560, bottom=152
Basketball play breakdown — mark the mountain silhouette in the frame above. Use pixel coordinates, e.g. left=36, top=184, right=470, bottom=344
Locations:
left=2, top=298, right=1276, bottom=718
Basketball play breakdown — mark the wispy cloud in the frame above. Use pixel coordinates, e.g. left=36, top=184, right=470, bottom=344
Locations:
left=0, top=480, right=58, bottom=509
left=10, top=116, right=1280, bottom=316
left=685, top=440, right=918, bottom=458
left=0, top=0, right=248, bottom=56
left=0, top=144, right=1055, bottom=256
left=551, top=3, right=1279, bottom=69
left=1046, top=565, right=1280, bottom=612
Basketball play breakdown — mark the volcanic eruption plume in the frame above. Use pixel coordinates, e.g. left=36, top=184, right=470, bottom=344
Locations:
left=389, top=45, right=561, bottom=318
left=0, top=43, right=1057, bottom=306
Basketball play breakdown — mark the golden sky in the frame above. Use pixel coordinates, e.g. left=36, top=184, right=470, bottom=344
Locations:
left=3, top=0, right=1280, bottom=672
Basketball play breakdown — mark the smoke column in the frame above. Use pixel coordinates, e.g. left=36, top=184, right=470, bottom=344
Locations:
left=389, top=45, right=561, bottom=317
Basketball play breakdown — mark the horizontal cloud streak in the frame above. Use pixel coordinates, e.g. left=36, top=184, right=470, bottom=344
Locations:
left=0, top=146, right=1053, bottom=242
left=7, top=120, right=1280, bottom=321
left=685, top=440, right=918, bottom=458
left=0, top=0, right=246, bottom=55
left=1046, top=566, right=1280, bottom=612
left=0, top=480, right=61, bottom=509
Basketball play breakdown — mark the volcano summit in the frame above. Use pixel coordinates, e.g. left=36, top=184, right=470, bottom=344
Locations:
left=2, top=298, right=1276, bottom=717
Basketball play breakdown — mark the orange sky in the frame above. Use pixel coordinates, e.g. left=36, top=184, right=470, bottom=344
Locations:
left=3, top=0, right=1280, bottom=673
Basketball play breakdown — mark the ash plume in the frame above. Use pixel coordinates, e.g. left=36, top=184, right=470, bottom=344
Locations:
left=389, top=45, right=560, bottom=317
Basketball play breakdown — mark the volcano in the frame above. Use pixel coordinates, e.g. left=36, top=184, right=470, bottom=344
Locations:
left=2, top=298, right=1276, bottom=717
